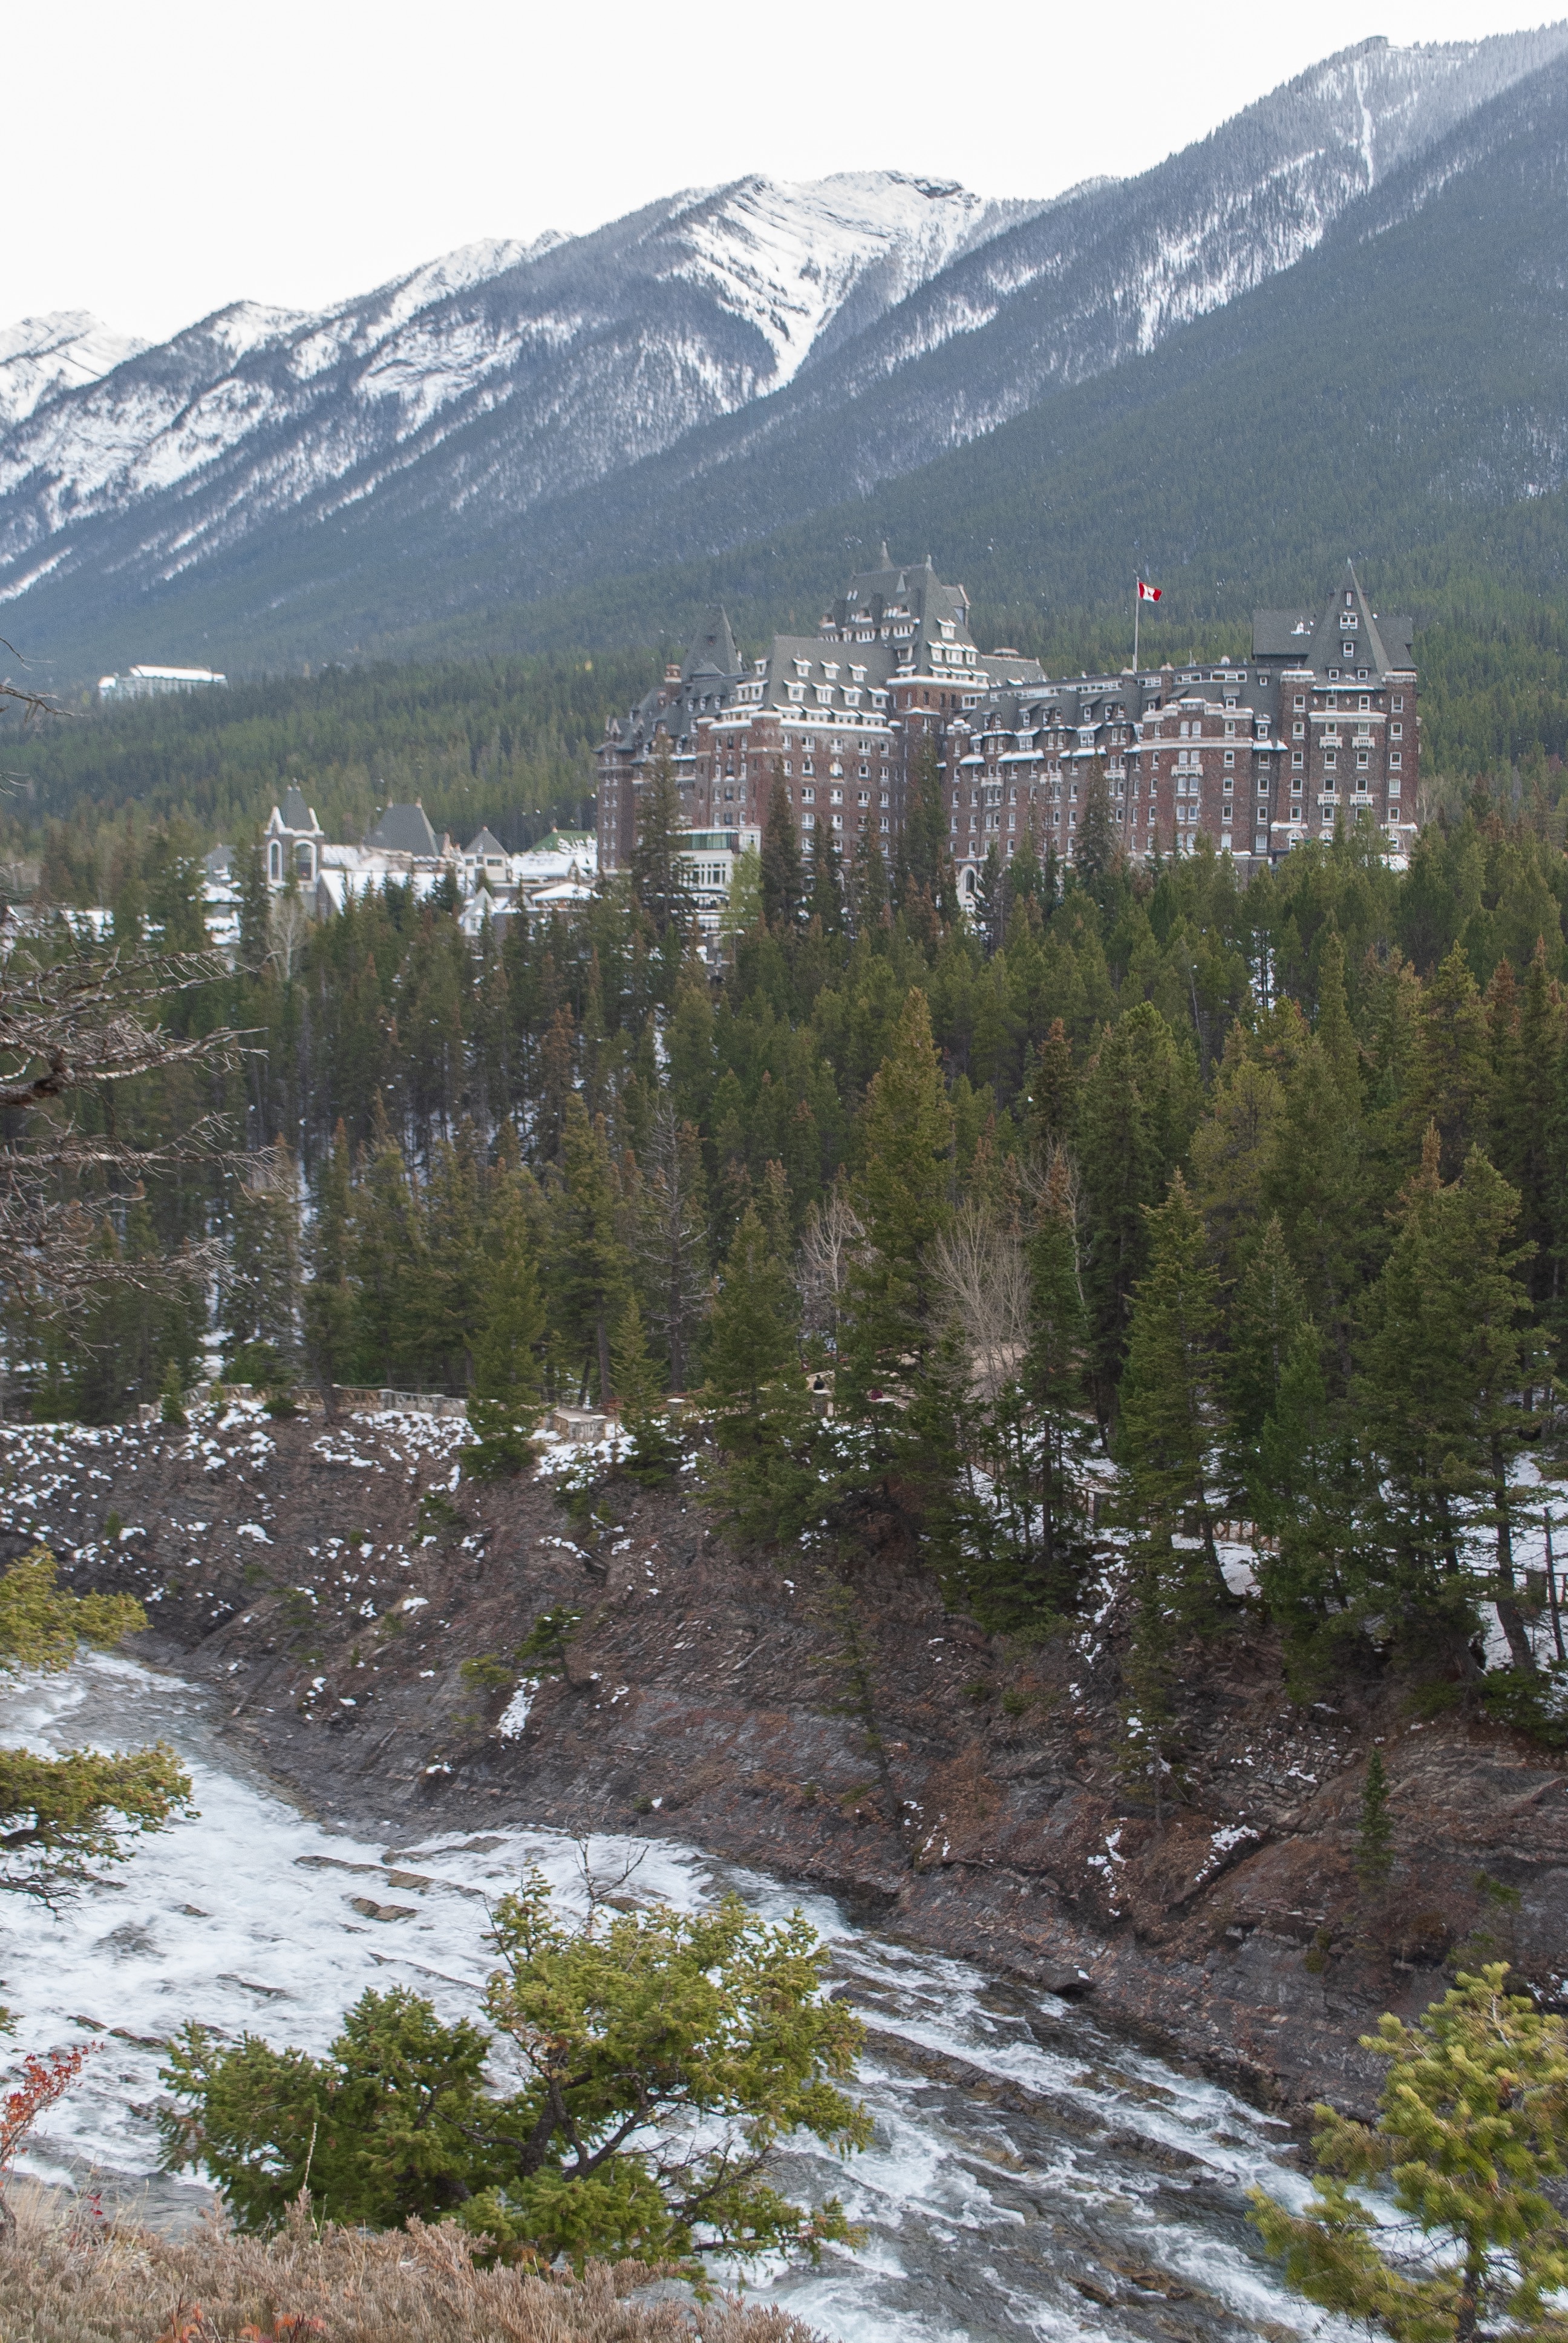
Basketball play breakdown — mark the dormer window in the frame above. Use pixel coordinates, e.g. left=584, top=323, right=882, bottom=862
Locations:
left=822, top=663, right=840, bottom=681
left=940, top=621, right=955, bottom=641
left=850, top=664, right=867, bottom=683
left=793, top=658, right=811, bottom=678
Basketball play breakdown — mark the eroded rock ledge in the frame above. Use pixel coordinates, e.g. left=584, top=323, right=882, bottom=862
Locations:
left=5, top=1407, right=1563, bottom=2117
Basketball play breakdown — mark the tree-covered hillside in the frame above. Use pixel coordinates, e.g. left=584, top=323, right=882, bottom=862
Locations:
left=0, top=652, right=652, bottom=893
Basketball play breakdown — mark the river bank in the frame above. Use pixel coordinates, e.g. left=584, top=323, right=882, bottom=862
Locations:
left=1, top=1650, right=1329, bottom=2343
left=4, top=1404, right=1566, bottom=2119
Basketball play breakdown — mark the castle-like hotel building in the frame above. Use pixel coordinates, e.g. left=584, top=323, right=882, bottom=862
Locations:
left=597, top=552, right=1418, bottom=896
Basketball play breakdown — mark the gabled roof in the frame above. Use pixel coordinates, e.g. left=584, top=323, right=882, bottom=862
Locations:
left=682, top=605, right=739, bottom=681
left=281, top=783, right=321, bottom=834
left=466, top=827, right=506, bottom=857
left=1253, top=566, right=1414, bottom=677
left=365, top=802, right=440, bottom=857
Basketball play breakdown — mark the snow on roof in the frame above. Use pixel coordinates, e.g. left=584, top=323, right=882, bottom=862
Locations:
left=127, top=664, right=226, bottom=683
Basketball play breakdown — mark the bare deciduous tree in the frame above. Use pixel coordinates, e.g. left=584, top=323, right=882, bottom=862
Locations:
left=798, top=1173, right=864, bottom=1346
left=932, top=1196, right=1033, bottom=1401
left=267, top=885, right=312, bottom=981
left=0, top=935, right=244, bottom=1303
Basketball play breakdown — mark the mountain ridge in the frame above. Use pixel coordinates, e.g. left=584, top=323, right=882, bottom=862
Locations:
left=4, top=24, right=1568, bottom=679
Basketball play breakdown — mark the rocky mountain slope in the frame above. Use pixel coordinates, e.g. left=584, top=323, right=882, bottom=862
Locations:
left=3, top=25, right=1566, bottom=677
left=4, top=1405, right=1563, bottom=2117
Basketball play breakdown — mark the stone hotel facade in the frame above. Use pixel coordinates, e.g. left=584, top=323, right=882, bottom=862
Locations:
left=597, top=554, right=1417, bottom=896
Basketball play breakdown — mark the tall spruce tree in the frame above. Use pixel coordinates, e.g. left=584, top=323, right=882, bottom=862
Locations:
left=1077, top=1003, right=1202, bottom=1424
left=1354, top=1132, right=1543, bottom=1665
left=1116, top=1171, right=1231, bottom=1620
left=633, top=1102, right=710, bottom=1392
left=302, top=1120, right=356, bottom=1407
left=548, top=1096, right=630, bottom=1405
left=629, top=741, right=691, bottom=943
left=839, top=988, right=954, bottom=1407
left=969, top=1153, right=1095, bottom=1629
left=760, top=765, right=805, bottom=932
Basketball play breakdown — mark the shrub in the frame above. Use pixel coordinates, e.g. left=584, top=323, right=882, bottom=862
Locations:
left=0, top=2194, right=826, bottom=2342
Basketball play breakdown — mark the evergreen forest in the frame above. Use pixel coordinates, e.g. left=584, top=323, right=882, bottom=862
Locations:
left=6, top=739, right=1568, bottom=1733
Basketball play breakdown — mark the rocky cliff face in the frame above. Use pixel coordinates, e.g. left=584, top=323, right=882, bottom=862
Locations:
left=4, top=1404, right=1563, bottom=2117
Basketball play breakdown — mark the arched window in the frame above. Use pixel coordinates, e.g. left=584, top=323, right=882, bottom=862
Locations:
left=269, top=841, right=281, bottom=880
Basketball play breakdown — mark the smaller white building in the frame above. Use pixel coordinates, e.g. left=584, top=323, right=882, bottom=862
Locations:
left=677, top=825, right=760, bottom=939
left=99, top=664, right=227, bottom=703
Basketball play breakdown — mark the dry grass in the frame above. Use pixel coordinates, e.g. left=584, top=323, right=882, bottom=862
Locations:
left=0, top=2191, right=824, bottom=2343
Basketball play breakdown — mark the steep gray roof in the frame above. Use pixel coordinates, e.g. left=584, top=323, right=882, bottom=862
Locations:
left=682, top=605, right=739, bottom=681
left=281, top=783, right=319, bottom=834
left=1253, top=568, right=1414, bottom=676
left=466, top=827, right=506, bottom=857
left=365, top=802, right=440, bottom=856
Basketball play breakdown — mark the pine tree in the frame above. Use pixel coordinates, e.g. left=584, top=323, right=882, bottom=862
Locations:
left=1251, top=1965, right=1568, bottom=2343
left=969, top=1152, right=1095, bottom=1628
left=1077, top=1003, right=1203, bottom=1421
left=347, top=1109, right=428, bottom=1389
left=633, top=1103, right=710, bottom=1392
left=1252, top=1321, right=1366, bottom=1685
left=145, top=818, right=208, bottom=954
left=704, top=1205, right=798, bottom=1417
left=1354, top=1133, right=1544, bottom=1662
left=230, top=834, right=270, bottom=974
left=974, top=842, right=1004, bottom=952
left=548, top=1097, right=630, bottom=1405
left=1267, top=1024, right=1370, bottom=1389
left=222, top=1147, right=301, bottom=1385
left=1355, top=1747, right=1394, bottom=1889
left=1025, top=1019, right=1079, bottom=1159
left=1225, top=1214, right=1310, bottom=1444
left=471, top=1172, right=547, bottom=1413
left=702, top=1204, right=817, bottom=1547
left=838, top=989, right=954, bottom=1407
left=1406, top=942, right=1493, bottom=1178
left=629, top=741, right=691, bottom=942
left=610, top=1291, right=661, bottom=1415
left=900, top=735, right=947, bottom=909
left=1116, top=1171, right=1230, bottom=1620
left=808, top=827, right=845, bottom=934
left=1073, top=761, right=1119, bottom=902
left=302, top=1120, right=356, bottom=1407
left=760, top=765, right=804, bottom=932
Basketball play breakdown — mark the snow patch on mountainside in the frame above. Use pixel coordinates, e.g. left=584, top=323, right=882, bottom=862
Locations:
left=665, top=172, right=1030, bottom=387
left=0, top=312, right=148, bottom=429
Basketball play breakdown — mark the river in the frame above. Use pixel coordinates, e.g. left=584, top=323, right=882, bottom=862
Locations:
left=1, top=1654, right=1340, bottom=2343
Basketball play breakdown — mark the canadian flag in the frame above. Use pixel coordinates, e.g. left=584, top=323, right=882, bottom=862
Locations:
left=1137, top=578, right=1161, bottom=602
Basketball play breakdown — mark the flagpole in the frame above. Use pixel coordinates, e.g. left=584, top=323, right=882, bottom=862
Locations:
left=1133, top=578, right=1140, bottom=673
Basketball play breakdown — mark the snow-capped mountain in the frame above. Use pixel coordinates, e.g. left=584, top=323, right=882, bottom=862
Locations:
left=0, top=175, right=1028, bottom=616
left=0, top=312, right=148, bottom=430
left=2, top=24, right=1566, bottom=673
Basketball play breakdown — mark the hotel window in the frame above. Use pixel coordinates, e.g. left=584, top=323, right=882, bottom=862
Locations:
left=1391, top=723, right=1403, bottom=739
left=802, top=813, right=815, bottom=828
left=1292, top=750, right=1304, bottom=768
left=1393, top=696, right=1404, bottom=710
left=1223, top=749, right=1235, bottom=767
left=801, top=787, right=815, bottom=802
left=1390, top=752, right=1402, bottom=768
left=782, top=761, right=791, bottom=775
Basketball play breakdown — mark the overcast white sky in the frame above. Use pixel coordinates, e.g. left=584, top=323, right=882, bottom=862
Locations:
left=15, top=0, right=1562, bottom=342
